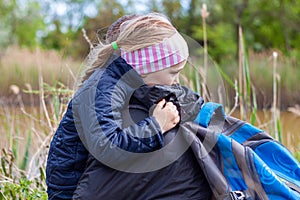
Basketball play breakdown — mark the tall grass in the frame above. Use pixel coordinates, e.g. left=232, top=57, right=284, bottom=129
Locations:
left=0, top=83, right=73, bottom=199
left=0, top=46, right=80, bottom=100
left=241, top=50, right=300, bottom=109
left=0, top=46, right=77, bottom=199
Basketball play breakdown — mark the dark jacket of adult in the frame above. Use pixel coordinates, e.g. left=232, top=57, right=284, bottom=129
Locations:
left=73, top=82, right=212, bottom=200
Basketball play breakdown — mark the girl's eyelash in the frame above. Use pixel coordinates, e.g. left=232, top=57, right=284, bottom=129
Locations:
left=172, top=69, right=182, bottom=74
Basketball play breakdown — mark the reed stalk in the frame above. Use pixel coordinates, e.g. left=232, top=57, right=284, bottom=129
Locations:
left=36, top=48, right=53, bottom=132
left=238, top=26, right=245, bottom=120
left=228, top=80, right=239, bottom=116
left=201, top=3, right=210, bottom=102
left=250, top=86, right=258, bottom=125
left=238, top=26, right=253, bottom=120
left=272, top=51, right=282, bottom=142
left=273, top=52, right=278, bottom=140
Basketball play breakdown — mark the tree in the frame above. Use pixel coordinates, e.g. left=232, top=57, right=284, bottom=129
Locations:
left=0, top=0, right=16, bottom=47
left=71, top=0, right=125, bottom=58
left=0, top=0, right=45, bottom=49
left=242, top=0, right=300, bottom=53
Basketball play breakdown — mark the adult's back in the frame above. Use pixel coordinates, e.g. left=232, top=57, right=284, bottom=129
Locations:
left=73, top=83, right=212, bottom=200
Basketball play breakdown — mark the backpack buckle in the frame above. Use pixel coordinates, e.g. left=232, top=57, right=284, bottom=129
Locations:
left=230, top=191, right=246, bottom=200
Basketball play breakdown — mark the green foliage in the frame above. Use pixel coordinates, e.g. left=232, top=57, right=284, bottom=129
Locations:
left=0, top=0, right=45, bottom=49
left=15, top=1, right=45, bottom=48
left=192, top=22, right=237, bottom=63
left=20, top=130, right=32, bottom=171
left=0, top=178, right=47, bottom=200
left=2, top=0, right=300, bottom=63
left=243, top=0, right=300, bottom=53
left=0, top=0, right=17, bottom=47
left=41, top=21, right=76, bottom=51
left=250, top=87, right=258, bottom=125
left=276, top=117, right=283, bottom=143
left=162, top=0, right=182, bottom=20
left=183, top=0, right=300, bottom=62
left=0, top=148, right=47, bottom=199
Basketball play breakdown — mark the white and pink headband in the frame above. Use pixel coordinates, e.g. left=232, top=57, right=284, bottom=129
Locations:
left=120, top=32, right=189, bottom=75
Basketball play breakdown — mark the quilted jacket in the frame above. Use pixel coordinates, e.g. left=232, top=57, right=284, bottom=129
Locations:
left=73, top=83, right=212, bottom=200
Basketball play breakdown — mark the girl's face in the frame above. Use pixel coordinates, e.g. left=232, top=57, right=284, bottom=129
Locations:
left=142, top=60, right=186, bottom=86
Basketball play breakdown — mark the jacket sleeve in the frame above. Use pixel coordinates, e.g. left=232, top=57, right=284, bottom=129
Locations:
left=72, top=67, right=164, bottom=164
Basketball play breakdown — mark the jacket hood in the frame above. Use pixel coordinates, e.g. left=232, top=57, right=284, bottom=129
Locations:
left=130, top=84, right=204, bottom=123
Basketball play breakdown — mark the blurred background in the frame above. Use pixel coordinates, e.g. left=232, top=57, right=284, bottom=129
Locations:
left=0, top=0, right=299, bottom=198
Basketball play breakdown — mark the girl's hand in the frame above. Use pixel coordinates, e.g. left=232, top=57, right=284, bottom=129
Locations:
left=153, top=99, right=180, bottom=133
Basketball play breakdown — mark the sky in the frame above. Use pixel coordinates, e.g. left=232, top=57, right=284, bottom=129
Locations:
left=42, top=0, right=143, bottom=32
left=17, top=0, right=193, bottom=33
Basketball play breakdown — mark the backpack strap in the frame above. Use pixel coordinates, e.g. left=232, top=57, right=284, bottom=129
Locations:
left=194, top=102, right=226, bottom=133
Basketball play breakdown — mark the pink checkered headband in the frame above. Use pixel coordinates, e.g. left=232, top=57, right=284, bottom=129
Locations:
left=120, top=32, right=189, bottom=75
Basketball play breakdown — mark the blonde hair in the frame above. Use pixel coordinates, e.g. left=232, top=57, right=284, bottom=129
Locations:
left=105, top=14, right=140, bottom=44
left=79, top=13, right=176, bottom=86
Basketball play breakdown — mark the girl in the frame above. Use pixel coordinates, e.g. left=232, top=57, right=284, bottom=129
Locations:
left=46, top=14, right=182, bottom=199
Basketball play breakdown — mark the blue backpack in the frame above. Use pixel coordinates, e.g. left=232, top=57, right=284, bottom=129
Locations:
left=192, top=102, right=300, bottom=200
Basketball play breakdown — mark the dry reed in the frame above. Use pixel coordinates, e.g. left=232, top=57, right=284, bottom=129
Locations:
left=0, top=46, right=81, bottom=100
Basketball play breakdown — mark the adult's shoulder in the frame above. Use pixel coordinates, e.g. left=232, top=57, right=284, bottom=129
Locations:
left=106, top=56, right=132, bottom=74
left=180, top=85, right=201, bottom=99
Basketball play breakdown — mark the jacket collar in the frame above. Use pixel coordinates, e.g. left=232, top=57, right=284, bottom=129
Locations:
left=130, top=84, right=203, bottom=123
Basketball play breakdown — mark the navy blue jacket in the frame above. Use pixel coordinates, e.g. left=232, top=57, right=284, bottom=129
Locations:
left=46, top=57, right=165, bottom=191
left=73, top=84, right=212, bottom=200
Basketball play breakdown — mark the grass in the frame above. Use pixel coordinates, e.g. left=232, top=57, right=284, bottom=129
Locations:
left=0, top=46, right=81, bottom=100
left=0, top=46, right=76, bottom=199
left=232, top=49, right=300, bottom=109
left=0, top=82, right=73, bottom=199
